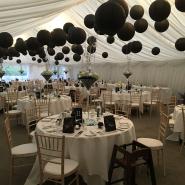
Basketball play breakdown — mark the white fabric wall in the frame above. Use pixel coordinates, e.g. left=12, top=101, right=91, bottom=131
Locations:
left=69, top=60, right=185, bottom=95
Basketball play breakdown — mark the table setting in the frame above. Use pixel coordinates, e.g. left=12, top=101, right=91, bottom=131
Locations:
left=25, top=109, right=136, bottom=185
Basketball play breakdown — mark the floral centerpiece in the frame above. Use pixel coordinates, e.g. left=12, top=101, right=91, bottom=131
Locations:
left=0, top=68, right=5, bottom=78
left=78, top=70, right=98, bottom=90
left=19, top=69, right=24, bottom=75
left=53, top=70, right=57, bottom=75
left=41, top=70, right=53, bottom=81
left=123, top=70, right=132, bottom=79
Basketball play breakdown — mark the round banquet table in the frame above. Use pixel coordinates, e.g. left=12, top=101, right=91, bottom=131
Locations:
left=49, top=95, right=72, bottom=115
left=24, top=113, right=136, bottom=185
left=173, top=105, right=185, bottom=134
left=167, top=105, right=185, bottom=141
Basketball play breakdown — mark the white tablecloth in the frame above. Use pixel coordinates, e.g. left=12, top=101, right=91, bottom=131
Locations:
left=167, top=105, right=185, bottom=141
left=24, top=114, right=136, bottom=185
left=49, top=95, right=72, bottom=114
left=173, top=105, right=185, bottom=133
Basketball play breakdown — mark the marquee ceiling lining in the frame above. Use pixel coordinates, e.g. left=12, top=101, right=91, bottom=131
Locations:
left=1, top=0, right=185, bottom=65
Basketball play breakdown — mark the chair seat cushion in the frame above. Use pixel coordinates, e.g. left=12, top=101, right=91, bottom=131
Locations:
left=40, top=112, right=48, bottom=118
left=144, top=102, right=157, bottom=105
left=12, top=143, right=37, bottom=157
left=131, top=103, right=139, bottom=107
left=44, top=158, right=79, bottom=178
left=137, top=138, right=163, bottom=150
left=6, top=110, right=22, bottom=115
left=169, top=119, right=175, bottom=126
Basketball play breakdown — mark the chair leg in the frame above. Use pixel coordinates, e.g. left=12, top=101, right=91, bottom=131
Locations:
left=161, top=149, right=166, bottom=176
left=180, top=141, right=184, bottom=153
left=76, top=174, right=79, bottom=185
left=9, top=158, right=14, bottom=185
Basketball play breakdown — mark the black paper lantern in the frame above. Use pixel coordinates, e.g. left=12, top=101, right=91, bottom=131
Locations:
left=134, top=18, right=148, bottom=33
left=55, top=60, right=59, bottom=65
left=87, top=36, right=97, bottom=45
left=0, top=47, right=7, bottom=57
left=84, top=14, right=95, bottom=29
left=71, top=44, right=84, bottom=55
left=37, top=30, right=51, bottom=46
left=175, top=0, right=185, bottom=12
left=0, top=32, right=13, bottom=48
left=109, top=0, right=129, bottom=17
left=68, top=27, right=86, bottom=45
left=130, top=41, right=142, bottom=53
left=73, top=53, right=81, bottom=62
left=15, top=38, right=27, bottom=55
left=87, top=45, right=96, bottom=54
left=16, top=59, right=21, bottom=64
left=107, top=36, right=115, bottom=44
left=28, top=50, right=37, bottom=56
left=2, top=55, right=7, bottom=60
left=37, top=58, right=42, bottom=63
left=95, top=2, right=126, bottom=35
left=55, top=52, right=64, bottom=60
left=63, top=22, right=74, bottom=34
left=8, top=47, right=20, bottom=57
left=47, top=47, right=55, bottom=56
left=149, top=0, right=171, bottom=22
left=9, top=56, right=13, bottom=60
left=102, top=52, right=108, bottom=58
left=51, top=28, right=67, bottom=46
left=175, top=38, right=185, bottom=51
left=42, top=58, right=48, bottom=63
left=65, top=57, right=70, bottom=62
left=122, top=45, right=131, bottom=55
left=117, top=22, right=135, bottom=41
left=32, top=57, right=36, bottom=61
left=130, top=5, right=144, bottom=20
left=152, top=47, right=160, bottom=55
left=154, top=19, right=169, bottom=32
left=62, top=46, right=70, bottom=54
left=94, top=24, right=104, bottom=35
left=26, top=37, right=40, bottom=51
left=38, top=48, right=46, bottom=59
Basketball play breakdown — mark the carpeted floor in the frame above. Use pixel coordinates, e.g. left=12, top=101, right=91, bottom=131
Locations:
left=0, top=110, right=185, bottom=185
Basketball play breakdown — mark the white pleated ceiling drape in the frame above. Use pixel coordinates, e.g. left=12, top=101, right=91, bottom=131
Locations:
left=0, top=0, right=86, bottom=36
left=1, top=0, right=185, bottom=94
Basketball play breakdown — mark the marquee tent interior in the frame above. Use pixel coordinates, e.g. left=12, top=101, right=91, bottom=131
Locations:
left=0, top=0, right=185, bottom=93
left=1, top=1, right=185, bottom=185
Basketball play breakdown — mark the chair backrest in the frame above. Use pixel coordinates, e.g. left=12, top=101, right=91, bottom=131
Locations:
left=102, top=91, right=112, bottom=103
left=34, top=98, right=50, bottom=116
left=167, top=96, right=176, bottom=114
left=159, top=103, right=168, bottom=114
left=181, top=108, right=185, bottom=142
left=151, top=89, right=160, bottom=103
left=130, top=92, right=141, bottom=104
left=35, top=133, right=65, bottom=182
left=0, top=96, right=6, bottom=111
left=158, top=112, right=169, bottom=144
left=4, top=118, right=13, bottom=154
left=115, top=100, right=131, bottom=118
left=7, top=91, right=18, bottom=104
left=25, top=107, right=40, bottom=137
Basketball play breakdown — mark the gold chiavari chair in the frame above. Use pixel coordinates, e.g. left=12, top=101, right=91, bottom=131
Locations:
left=4, top=118, right=37, bottom=185
left=114, top=100, right=131, bottom=118
left=35, top=133, right=79, bottom=185
left=130, top=91, right=142, bottom=118
left=102, top=90, right=115, bottom=113
left=180, top=107, right=185, bottom=153
left=34, top=98, right=50, bottom=118
left=137, top=112, right=169, bottom=176
left=144, top=90, right=159, bottom=118
left=25, top=107, right=41, bottom=140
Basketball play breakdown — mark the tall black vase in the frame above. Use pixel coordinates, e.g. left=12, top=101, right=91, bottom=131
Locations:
left=78, top=76, right=97, bottom=90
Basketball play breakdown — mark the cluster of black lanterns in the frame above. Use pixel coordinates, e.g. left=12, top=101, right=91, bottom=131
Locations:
left=0, top=0, right=185, bottom=66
